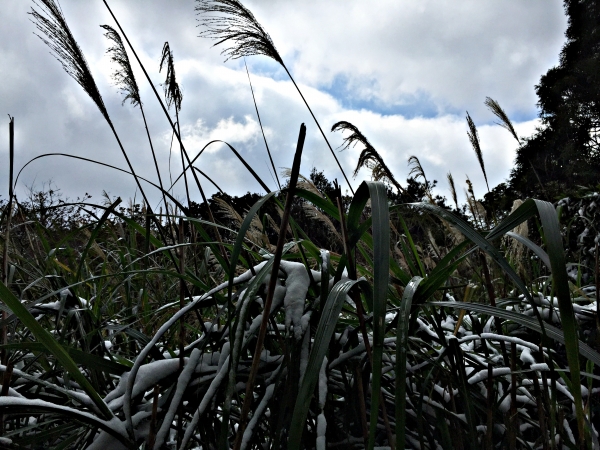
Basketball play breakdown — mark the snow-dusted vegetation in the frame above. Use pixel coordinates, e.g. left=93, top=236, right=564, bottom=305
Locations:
left=1, top=0, right=600, bottom=449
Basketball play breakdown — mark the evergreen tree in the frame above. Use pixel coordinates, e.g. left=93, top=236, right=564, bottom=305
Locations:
left=510, top=0, right=600, bottom=199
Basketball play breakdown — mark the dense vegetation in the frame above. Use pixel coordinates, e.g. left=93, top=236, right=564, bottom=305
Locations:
left=1, top=0, right=600, bottom=449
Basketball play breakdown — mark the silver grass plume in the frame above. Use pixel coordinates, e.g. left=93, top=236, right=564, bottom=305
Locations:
left=214, top=197, right=266, bottom=247
left=466, top=112, right=489, bottom=191
left=196, top=0, right=355, bottom=195
left=160, top=42, right=191, bottom=209
left=407, top=155, right=428, bottom=187
left=485, top=97, right=520, bottom=143
left=332, top=121, right=404, bottom=193
left=447, top=172, right=458, bottom=210
left=408, top=155, right=434, bottom=202
left=102, top=24, right=169, bottom=214
left=159, top=42, right=183, bottom=112
left=100, top=25, right=141, bottom=107
left=485, top=97, right=547, bottom=197
left=30, top=0, right=109, bottom=123
left=465, top=176, right=486, bottom=227
left=195, top=0, right=283, bottom=65
left=280, top=169, right=324, bottom=199
left=303, top=203, right=342, bottom=244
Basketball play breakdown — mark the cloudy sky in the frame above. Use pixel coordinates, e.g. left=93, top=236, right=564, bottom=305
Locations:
left=0, top=0, right=567, bottom=210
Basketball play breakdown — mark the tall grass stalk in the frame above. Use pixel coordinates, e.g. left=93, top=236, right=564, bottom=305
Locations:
left=30, top=0, right=152, bottom=212
left=233, top=123, right=306, bottom=450
left=1, top=117, right=14, bottom=364
left=100, top=24, right=170, bottom=221
left=245, top=60, right=280, bottom=190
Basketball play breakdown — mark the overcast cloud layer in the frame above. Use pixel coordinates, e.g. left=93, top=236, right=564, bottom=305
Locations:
left=0, top=1, right=567, bottom=209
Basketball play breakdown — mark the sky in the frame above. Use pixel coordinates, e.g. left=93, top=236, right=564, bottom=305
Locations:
left=0, top=0, right=568, bottom=210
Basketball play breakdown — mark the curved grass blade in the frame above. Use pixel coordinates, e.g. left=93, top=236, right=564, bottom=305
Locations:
left=294, top=188, right=340, bottom=219
left=396, top=276, right=423, bottom=450
left=0, top=398, right=133, bottom=448
left=15, top=152, right=187, bottom=212
left=486, top=198, right=537, bottom=241
left=288, top=278, right=368, bottom=450
left=534, top=199, right=585, bottom=442
left=505, top=231, right=551, bottom=269
left=433, top=301, right=600, bottom=368
left=0, top=281, right=114, bottom=420
left=172, top=139, right=271, bottom=194
left=0, top=342, right=128, bottom=375
left=410, top=202, right=546, bottom=329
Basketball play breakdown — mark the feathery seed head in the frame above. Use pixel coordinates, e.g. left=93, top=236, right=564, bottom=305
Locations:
left=408, top=155, right=428, bottom=186
left=195, top=0, right=283, bottom=65
left=484, top=97, right=520, bottom=143
left=466, top=111, right=489, bottom=191
left=159, top=42, right=183, bottom=112
left=447, top=172, right=458, bottom=209
left=30, top=0, right=109, bottom=122
left=101, top=25, right=141, bottom=108
left=332, top=121, right=403, bottom=192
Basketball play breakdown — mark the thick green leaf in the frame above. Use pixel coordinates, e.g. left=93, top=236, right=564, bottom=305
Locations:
left=294, top=188, right=340, bottom=219
left=505, top=231, right=551, bottom=269
left=486, top=198, right=537, bottom=241
left=410, top=202, right=548, bottom=335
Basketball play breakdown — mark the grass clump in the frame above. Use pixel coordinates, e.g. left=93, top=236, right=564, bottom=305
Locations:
left=0, top=2, right=599, bottom=449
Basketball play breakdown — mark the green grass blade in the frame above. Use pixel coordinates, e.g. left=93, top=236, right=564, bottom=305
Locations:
left=398, top=215, right=426, bottom=277
left=363, top=181, right=390, bottom=450
left=505, top=231, right=551, bottom=269
left=0, top=342, right=128, bottom=375
left=410, top=202, right=546, bottom=330
left=0, top=281, right=114, bottom=420
left=76, top=197, right=122, bottom=281
left=0, top=398, right=132, bottom=448
left=396, top=276, right=423, bottom=450
left=533, top=199, right=585, bottom=442
left=433, top=301, right=600, bottom=368
left=288, top=278, right=367, bottom=450
left=486, top=198, right=537, bottom=241
left=294, top=188, right=340, bottom=219
left=227, top=191, right=278, bottom=301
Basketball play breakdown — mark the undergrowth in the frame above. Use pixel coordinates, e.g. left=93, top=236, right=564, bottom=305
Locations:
left=0, top=1, right=599, bottom=449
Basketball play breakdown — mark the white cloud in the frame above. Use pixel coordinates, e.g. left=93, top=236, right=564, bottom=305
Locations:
left=179, top=115, right=261, bottom=154
left=0, top=0, right=566, bottom=208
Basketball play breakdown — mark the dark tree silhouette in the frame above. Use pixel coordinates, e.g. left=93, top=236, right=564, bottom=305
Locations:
left=510, top=0, right=600, bottom=200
